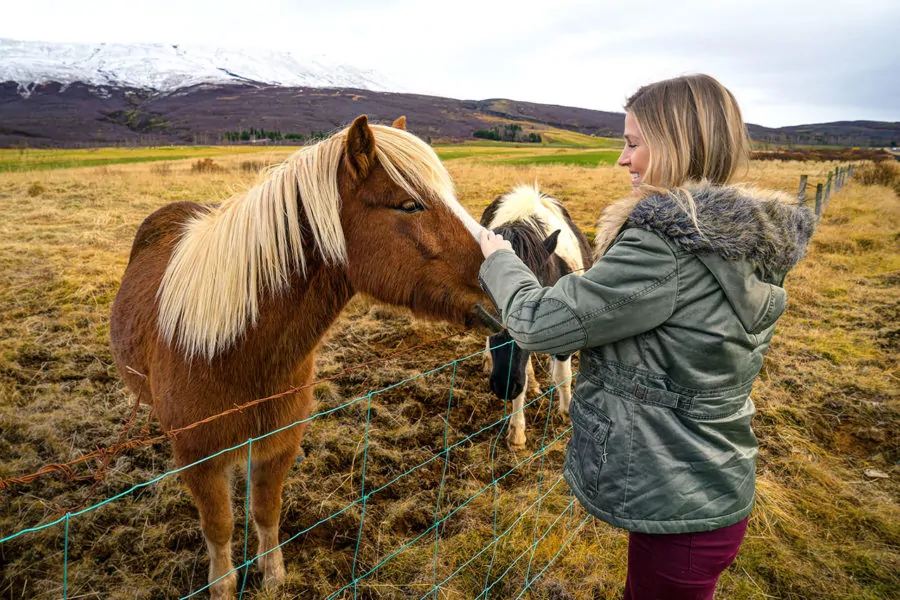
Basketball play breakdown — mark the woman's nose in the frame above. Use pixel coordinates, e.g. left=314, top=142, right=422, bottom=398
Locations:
left=617, top=150, right=630, bottom=167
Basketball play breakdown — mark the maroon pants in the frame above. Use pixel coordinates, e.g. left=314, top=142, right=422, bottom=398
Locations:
left=622, top=517, right=748, bottom=600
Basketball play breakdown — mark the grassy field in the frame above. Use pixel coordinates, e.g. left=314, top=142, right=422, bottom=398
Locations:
left=0, top=142, right=621, bottom=173
left=0, top=146, right=293, bottom=172
left=0, top=148, right=897, bottom=599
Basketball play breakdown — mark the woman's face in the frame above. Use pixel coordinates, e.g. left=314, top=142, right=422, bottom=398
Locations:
left=618, top=111, right=650, bottom=188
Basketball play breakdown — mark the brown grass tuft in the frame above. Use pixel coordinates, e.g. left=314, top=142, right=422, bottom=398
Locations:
left=853, top=161, right=900, bottom=196
left=240, top=159, right=269, bottom=174
left=149, top=162, right=172, bottom=176
left=190, top=157, right=224, bottom=173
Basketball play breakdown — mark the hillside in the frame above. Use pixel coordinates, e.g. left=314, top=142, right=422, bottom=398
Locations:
left=3, top=81, right=899, bottom=148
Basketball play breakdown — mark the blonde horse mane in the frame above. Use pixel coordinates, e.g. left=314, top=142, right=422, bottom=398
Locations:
left=157, top=124, right=464, bottom=361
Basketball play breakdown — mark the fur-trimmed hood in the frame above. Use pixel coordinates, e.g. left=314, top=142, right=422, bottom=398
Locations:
left=594, top=182, right=816, bottom=282
left=593, top=182, right=816, bottom=333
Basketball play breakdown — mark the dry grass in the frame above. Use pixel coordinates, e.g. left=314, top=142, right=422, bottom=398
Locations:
left=0, top=154, right=897, bottom=599
left=853, top=161, right=900, bottom=196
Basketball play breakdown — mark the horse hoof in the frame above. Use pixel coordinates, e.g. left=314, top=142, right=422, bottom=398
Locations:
left=258, top=547, right=286, bottom=589
left=507, top=439, right=527, bottom=451
left=506, top=430, right=527, bottom=450
left=263, top=562, right=286, bottom=589
left=209, top=572, right=237, bottom=600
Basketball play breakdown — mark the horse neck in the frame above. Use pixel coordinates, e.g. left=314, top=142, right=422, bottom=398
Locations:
left=216, top=259, right=354, bottom=377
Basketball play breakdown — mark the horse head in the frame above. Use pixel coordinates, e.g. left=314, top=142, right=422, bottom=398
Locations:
left=338, top=115, right=497, bottom=331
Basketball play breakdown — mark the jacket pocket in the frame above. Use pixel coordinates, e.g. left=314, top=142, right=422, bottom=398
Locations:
left=566, top=394, right=611, bottom=498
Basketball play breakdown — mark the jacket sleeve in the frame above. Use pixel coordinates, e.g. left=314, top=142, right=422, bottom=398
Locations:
left=478, top=228, right=678, bottom=355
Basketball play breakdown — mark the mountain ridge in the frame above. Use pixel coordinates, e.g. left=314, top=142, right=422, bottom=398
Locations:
left=2, top=38, right=898, bottom=148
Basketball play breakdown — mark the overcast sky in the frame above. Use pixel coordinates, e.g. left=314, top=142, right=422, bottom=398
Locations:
left=3, top=0, right=897, bottom=127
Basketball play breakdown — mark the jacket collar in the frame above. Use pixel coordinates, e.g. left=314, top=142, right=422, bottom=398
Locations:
left=594, top=181, right=816, bottom=282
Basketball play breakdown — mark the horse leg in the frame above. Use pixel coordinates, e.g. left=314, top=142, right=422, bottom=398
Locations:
left=180, top=458, right=236, bottom=600
left=250, top=439, right=301, bottom=589
left=526, top=355, right=542, bottom=395
left=551, top=356, right=573, bottom=418
left=483, top=337, right=493, bottom=374
left=507, top=375, right=528, bottom=450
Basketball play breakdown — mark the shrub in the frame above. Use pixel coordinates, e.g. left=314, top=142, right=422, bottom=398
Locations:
left=852, top=161, right=900, bottom=196
left=27, top=182, right=45, bottom=197
left=474, top=129, right=500, bottom=141
left=240, top=160, right=268, bottom=173
left=150, top=163, right=172, bottom=176
left=191, top=158, right=223, bottom=174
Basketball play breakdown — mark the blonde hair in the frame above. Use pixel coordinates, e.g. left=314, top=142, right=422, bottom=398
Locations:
left=626, top=74, right=750, bottom=189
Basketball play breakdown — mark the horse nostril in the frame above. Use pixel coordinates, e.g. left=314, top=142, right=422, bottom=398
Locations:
left=489, top=374, right=523, bottom=400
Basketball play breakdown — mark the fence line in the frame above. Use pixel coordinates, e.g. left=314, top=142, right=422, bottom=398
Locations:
left=0, top=331, right=467, bottom=493
left=801, top=163, right=855, bottom=219
left=2, top=338, right=586, bottom=598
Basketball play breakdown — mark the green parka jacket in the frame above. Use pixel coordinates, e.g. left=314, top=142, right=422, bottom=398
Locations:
left=478, top=183, right=815, bottom=533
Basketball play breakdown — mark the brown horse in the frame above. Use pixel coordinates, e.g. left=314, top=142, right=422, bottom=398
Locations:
left=110, top=116, right=492, bottom=599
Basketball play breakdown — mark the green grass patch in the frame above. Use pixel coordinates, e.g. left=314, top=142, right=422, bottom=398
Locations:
left=435, top=150, right=488, bottom=161
left=0, top=146, right=295, bottom=172
left=498, top=150, right=620, bottom=167
left=537, top=129, right=623, bottom=148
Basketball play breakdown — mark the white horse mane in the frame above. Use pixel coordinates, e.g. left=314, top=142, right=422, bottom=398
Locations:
left=489, top=183, right=585, bottom=273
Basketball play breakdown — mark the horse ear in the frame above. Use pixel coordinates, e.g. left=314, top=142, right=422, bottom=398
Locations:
left=543, top=230, right=561, bottom=255
left=344, top=115, right=377, bottom=181
left=391, top=116, right=407, bottom=130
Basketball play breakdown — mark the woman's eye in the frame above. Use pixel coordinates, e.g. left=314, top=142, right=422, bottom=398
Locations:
left=398, top=199, right=424, bottom=213
left=627, top=144, right=638, bottom=149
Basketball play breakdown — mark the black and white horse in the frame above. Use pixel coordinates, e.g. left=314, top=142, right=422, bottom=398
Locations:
left=481, top=184, right=592, bottom=448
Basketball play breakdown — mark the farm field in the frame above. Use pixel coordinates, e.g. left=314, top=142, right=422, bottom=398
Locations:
left=0, top=146, right=897, bottom=599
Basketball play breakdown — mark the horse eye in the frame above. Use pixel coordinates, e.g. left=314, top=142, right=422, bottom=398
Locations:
left=398, top=199, right=424, bottom=213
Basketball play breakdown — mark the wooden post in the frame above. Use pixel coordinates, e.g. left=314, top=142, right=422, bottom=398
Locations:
left=815, top=183, right=824, bottom=218
left=798, top=175, right=808, bottom=204
left=825, top=172, right=833, bottom=204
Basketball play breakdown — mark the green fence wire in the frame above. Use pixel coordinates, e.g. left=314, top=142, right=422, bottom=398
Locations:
left=1, top=340, right=587, bottom=598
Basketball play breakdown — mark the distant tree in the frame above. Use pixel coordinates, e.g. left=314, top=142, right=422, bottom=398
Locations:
left=473, top=129, right=500, bottom=141
left=501, top=124, right=522, bottom=141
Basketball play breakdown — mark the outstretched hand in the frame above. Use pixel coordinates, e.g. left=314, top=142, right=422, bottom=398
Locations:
left=479, top=229, right=513, bottom=259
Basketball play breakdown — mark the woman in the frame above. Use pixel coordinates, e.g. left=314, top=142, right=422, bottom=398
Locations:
left=478, top=74, right=815, bottom=599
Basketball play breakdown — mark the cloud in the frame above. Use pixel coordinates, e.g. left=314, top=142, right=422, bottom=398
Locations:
left=1, top=0, right=897, bottom=126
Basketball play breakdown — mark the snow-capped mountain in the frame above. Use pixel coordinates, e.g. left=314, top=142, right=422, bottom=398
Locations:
left=0, top=38, right=403, bottom=96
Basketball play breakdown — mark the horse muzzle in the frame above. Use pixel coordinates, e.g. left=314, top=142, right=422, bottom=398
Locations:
left=468, top=303, right=504, bottom=334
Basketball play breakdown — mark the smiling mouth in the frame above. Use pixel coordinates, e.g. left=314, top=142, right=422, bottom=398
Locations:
left=630, top=172, right=641, bottom=184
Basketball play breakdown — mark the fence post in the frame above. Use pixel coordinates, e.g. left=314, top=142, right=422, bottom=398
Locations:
left=798, top=175, right=808, bottom=204
left=815, top=183, right=824, bottom=218
left=825, top=172, right=833, bottom=205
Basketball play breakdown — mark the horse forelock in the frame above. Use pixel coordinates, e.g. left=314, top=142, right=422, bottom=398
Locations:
left=156, top=123, right=476, bottom=361
left=494, top=222, right=553, bottom=277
